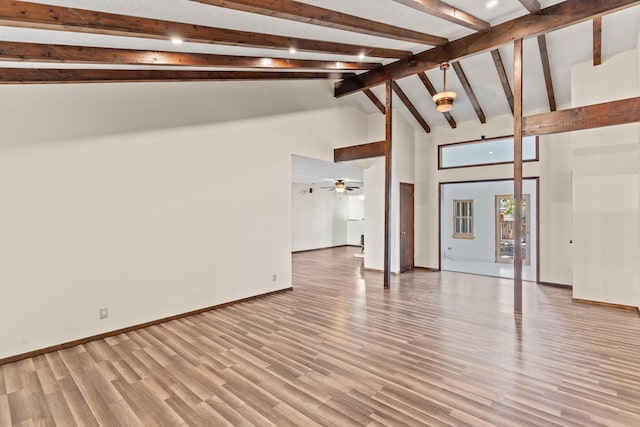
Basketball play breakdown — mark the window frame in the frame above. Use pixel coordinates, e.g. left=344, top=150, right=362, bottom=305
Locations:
left=438, top=135, right=539, bottom=170
left=453, top=199, right=474, bottom=239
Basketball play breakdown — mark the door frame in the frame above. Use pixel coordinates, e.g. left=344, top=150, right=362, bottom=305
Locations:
left=495, top=194, right=531, bottom=265
left=400, top=182, right=415, bottom=273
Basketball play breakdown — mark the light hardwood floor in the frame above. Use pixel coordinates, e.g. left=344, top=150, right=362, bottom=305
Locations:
left=2, top=247, right=640, bottom=426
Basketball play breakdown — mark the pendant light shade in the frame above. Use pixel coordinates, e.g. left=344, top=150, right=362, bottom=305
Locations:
left=433, top=62, right=457, bottom=112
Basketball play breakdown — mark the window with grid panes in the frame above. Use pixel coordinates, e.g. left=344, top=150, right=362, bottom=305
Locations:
left=453, top=200, right=474, bottom=239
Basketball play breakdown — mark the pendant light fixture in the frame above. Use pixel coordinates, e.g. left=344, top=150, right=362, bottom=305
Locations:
left=432, top=62, right=457, bottom=112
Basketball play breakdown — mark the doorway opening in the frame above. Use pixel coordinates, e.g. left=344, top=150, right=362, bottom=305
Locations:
left=290, top=155, right=364, bottom=253
left=400, top=182, right=415, bottom=272
left=495, top=194, right=531, bottom=265
left=440, top=179, right=538, bottom=281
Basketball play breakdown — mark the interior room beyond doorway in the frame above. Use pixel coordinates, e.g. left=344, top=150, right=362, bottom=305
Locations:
left=291, top=155, right=364, bottom=253
left=441, top=179, right=538, bottom=282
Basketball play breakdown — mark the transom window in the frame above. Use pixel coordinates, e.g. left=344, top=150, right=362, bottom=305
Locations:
left=439, top=135, right=538, bottom=169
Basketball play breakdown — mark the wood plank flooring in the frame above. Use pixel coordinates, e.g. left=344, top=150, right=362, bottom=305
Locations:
left=2, top=246, right=640, bottom=426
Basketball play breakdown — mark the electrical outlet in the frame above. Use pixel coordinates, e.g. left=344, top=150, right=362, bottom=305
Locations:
left=99, top=307, right=108, bottom=320
left=272, top=274, right=277, bottom=282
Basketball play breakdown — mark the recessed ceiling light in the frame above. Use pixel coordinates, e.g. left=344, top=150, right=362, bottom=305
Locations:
left=489, top=151, right=494, bottom=154
left=335, top=61, right=343, bottom=68
left=261, top=58, right=273, bottom=66
left=358, top=53, right=365, bottom=60
left=171, top=37, right=183, bottom=45
left=486, top=0, right=498, bottom=8
left=289, top=47, right=296, bottom=54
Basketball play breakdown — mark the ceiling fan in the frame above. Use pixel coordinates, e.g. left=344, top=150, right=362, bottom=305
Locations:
left=320, top=179, right=360, bottom=193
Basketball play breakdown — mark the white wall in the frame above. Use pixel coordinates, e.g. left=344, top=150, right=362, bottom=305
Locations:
left=0, top=81, right=369, bottom=359
left=291, top=183, right=348, bottom=251
left=347, top=195, right=365, bottom=246
left=348, top=194, right=365, bottom=220
left=364, top=158, right=386, bottom=270
left=570, top=47, right=640, bottom=306
left=363, top=112, right=387, bottom=270
left=538, top=132, right=573, bottom=285
left=363, top=110, right=415, bottom=272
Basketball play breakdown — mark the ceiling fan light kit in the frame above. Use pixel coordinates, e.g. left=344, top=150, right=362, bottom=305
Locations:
left=433, top=62, right=457, bottom=112
left=320, top=179, right=360, bottom=193
left=433, top=91, right=457, bottom=112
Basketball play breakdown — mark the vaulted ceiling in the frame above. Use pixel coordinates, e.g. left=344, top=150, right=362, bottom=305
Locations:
left=1, top=0, right=639, bottom=132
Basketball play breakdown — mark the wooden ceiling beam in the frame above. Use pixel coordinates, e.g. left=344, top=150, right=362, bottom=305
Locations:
left=391, top=0, right=489, bottom=31
left=0, top=68, right=355, bottom=84
left=537, top=35, right=557, bottom=111
left=0, top=1, right=409, bottom=59
left=450, top=62, right=486, bottom=124
left=391, top=81, right=431, bottom=133
left=335, top=0, right=640, bottom=97
left=0, top=41, right=379, bottom=70
left=194, top=0, right=447, bottom=46
left=522, top=96, right=640, bottom=136
left=417, top=72, right=456, bottom=128
left=593, top=17, right=602, bottom=66
left=491, top=49, right=515, bottom=114
left=334, top=141, right=385, bottom=162
left=518, top=0, right=541, bottom=13
left=363, top=89, right=386, bottom=114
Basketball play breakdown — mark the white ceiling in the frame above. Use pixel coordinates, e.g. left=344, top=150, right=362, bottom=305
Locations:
left=292, top=155, right=363, bottom=185
left=1, top=1, right=639, bottom=132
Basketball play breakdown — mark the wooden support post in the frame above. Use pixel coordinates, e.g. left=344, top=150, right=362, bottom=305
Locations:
left=384, top=80, right=393, bottom=289
left=513, top=39, right=524, bottom=314
left=593, top=17, right=602, bottom=66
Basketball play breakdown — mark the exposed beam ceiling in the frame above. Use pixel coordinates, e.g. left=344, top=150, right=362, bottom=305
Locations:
left=522, top=96, right=640, bottom=136
left=0, top=41, right=379, bottom=70
left=451, top=62, right=486, bottom=124
left=392, top=81, right=431, bottom=133
left=491, top=49, right=515, bottom=114
left=537, top=35, right=557, bottom=111
left=0, top=68, right=354, bottom=84
left=391, top=0, right=489, bottom=32
left=335, top=0, right=640, bottom=97
left=0, top=2, right=410, bottom=59
left=193, top=0, right=448, bottom=46
left=363, top=89, right=386, bottom=114
left=417, top=72, right=456, bottom=128
left=0, top=0, right=637, bottom=134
